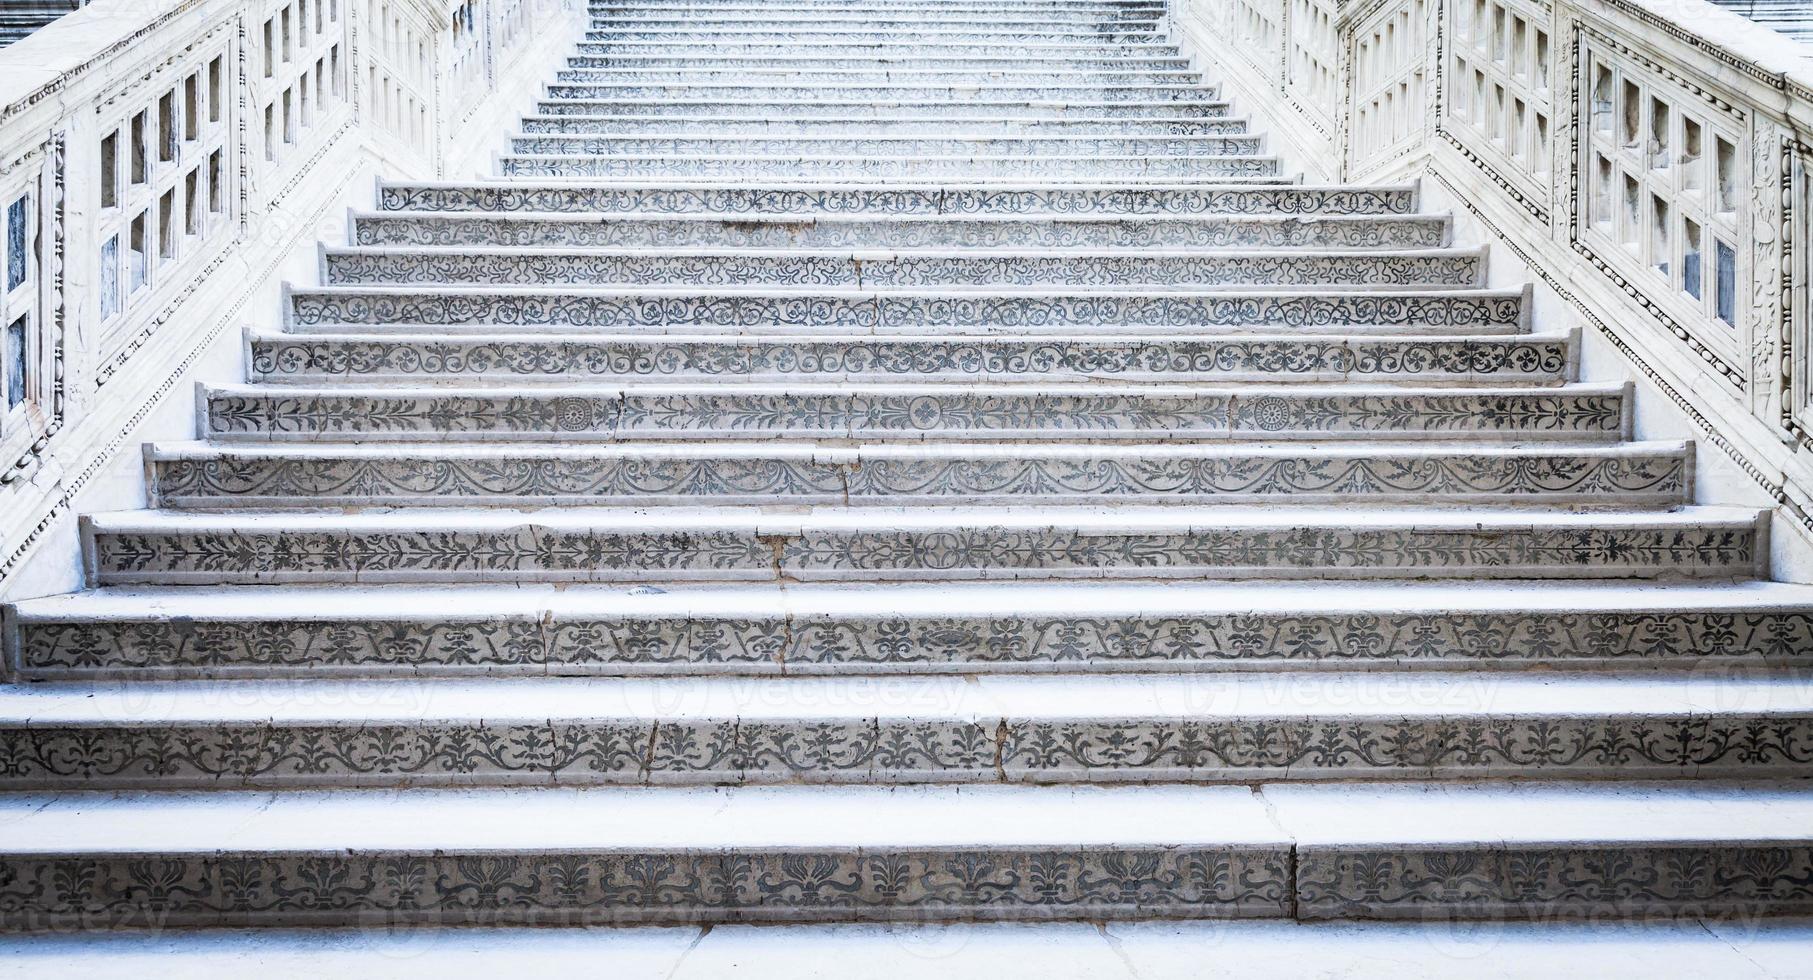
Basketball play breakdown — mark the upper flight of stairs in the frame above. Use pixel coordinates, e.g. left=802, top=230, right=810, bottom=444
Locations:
left=4, top=0, right=1813, bottom=933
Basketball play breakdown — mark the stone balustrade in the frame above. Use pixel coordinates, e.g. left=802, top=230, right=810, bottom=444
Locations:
left=1171, top=0, right=1813, bottom=573
left=0, top=0, right=579, bottom=595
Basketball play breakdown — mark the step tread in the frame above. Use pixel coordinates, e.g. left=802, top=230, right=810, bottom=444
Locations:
left=3, top=670, right=1811, bottom=722
left=83, top=502, right=1757, bottom=534
left=17, top=577, right=1813, bottom=621
left=0, top=783, right=1808, bottom=852
left=147, top=437, right=1685, bottom=460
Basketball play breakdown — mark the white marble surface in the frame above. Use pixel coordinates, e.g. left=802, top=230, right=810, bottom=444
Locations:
left=4, top=920, right=1811, bottom=979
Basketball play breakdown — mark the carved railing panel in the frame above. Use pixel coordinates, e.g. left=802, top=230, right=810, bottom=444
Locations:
left=1171, top=0, right=1813, bottom=561
left=0, top=0, right=582, bottom=588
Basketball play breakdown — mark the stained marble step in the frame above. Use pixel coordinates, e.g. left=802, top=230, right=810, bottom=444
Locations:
left=199, top=381, right=1625, bottom=442
left=498, top=153, right=1282, bottom=181
left=551, top=68, right=1203, bottom=85
left=317, top=247, right=1479, bottom=290
left=351, top=211, right=1445, bottom=251
left=244, top=331, right=1564, bottom=385
left=562, top=54, right=1193, bottom=71
left=143, top=439, right=1686, bottom=509
left=541, top=82, right=1209, bottom=102
left=0, top=671, right=1810, bottom=788
left=516, top=114, right=1248, bottom=135
left=0, top=783, right=1809, bottom=928
left=373, top=182, right=1416, bottom=216
left=284, top=285, right=1526, bottom=335
left=533, top=98, right=1233, bottom=119
left=505, top=134, right=1263, bottom=158
left=13, top=578, right=1807, bottom=679
left=81, top=504, right=1760, bottom=585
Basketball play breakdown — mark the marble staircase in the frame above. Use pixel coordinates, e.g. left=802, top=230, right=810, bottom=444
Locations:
left=4, top=0, right=1813, bottom=932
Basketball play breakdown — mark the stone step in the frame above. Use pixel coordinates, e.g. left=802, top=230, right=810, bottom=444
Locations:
left=584, top=14, right=1166, bottom=29
left=245, top=331, right=1560, bottom=385
left=541, top=83, right=1211, bottom=102
left=317, top=247, right=1480, bottom=290
left=562, top=54, right=1193, bottom=71
left=498, top=153, right=1283, bottom=181
left=588, top=0, right=1170, bottom=10
left=0, top=671, right=1808, bottom=788
left=589, top=0, right=1169, bottom=8
left=580, top=30, right=1169, bottom=44
left=591, top=4, right=1168, bottom=16
left=142, top=439, right=1686, bottom=509
left=373, top=182, right=1417, bottom=216
left=0, top=783, right=1807, bottom=927
left=506, top=134, right=1263, bottom=158
left=200, top=381, right=1623, bottom=442
left=81, top=504, right=1756, bottom=585
left=351, top=211, right=1446, bottom=250
left=12, top=578, right=1805, bottom=679
left=284, top=285, right=1526, bottom=335
left=533, top=98, right=1231, bottom=119
left=517, top=114, right=1247, bottom=135
left=21, top=920, right=1813, bottom=973
left=575, top=40, right=1182, bottom=57
left=551, top=68, right=1203, bottom=86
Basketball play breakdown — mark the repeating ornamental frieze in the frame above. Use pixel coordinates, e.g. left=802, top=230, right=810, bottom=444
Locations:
left=1297, top=844, right=1813, bottom=920
left=373, top=184, right=1419, bottom=215
left=317, top=249, right=1484, bottom=289
left=0, top=847, right=1293, bottom=930
left=202, top=387, right=1625, bottom=439
left=89, top=520, right=1757, bottom=584
left=148, top=445, right=1682, bottom=507
left=353, top=214, right=1447, bottom=250
left=0, top=712, right=1808, bottom=787
left=506, top=134, right=1265, bottom=157
left=286, top=287, right=1527, bottom=330
left=17, top=605, right=1812, bottom=677
left=247, top=335, right=1567, bottom=383
left=499, top=154, right=1282, bottom=180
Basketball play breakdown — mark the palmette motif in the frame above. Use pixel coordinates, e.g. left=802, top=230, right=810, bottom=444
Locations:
left=0, top=847, right=1292, bottom=930
left=352, top=214, right=1447, bottom=250
left=373, top=185, right=1416, bottom=216
left=17, top=607, right=1812, bottom=676
left=287, top=289, right=1525, bottom=329
left=13, top=0, right=1813, bottom=934
left=90, top=523, right=1756, bottom=582
left=203, top=389, right=1621, bottom=439
left=319, top=250, right=1483, bottom=289
left=248, top=336, right=1563, bottom=382
left=150, top=448, right=1683, bottom=506
left=0, top=715, right=1808, bottom=787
